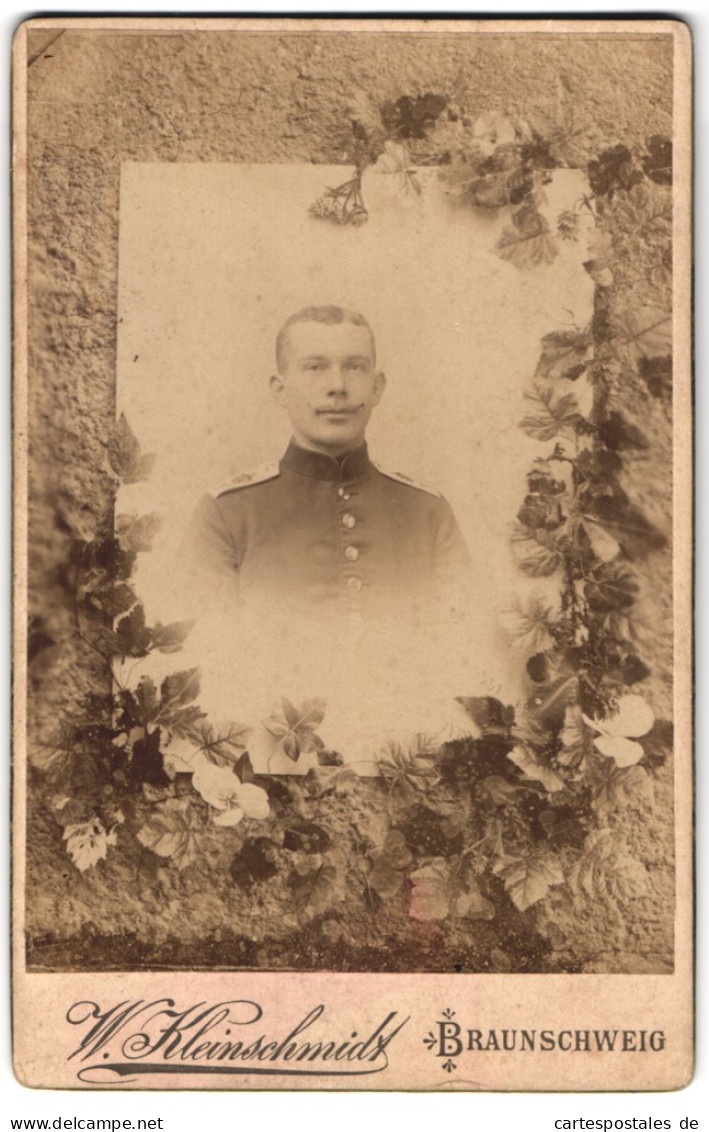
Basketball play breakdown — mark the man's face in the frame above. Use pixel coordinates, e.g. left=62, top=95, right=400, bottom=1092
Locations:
left=270, top=320, right=385, bottom=455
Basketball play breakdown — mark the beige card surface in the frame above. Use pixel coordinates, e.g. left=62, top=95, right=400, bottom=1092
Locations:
left=12, top=16, right=693, bottom=1091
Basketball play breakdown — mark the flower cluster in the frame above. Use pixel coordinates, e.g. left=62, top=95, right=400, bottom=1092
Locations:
left=309, top=174, right=369, bottom=227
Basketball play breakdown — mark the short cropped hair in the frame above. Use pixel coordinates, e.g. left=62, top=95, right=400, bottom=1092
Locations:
left=276, top=305, right=376, bottom=373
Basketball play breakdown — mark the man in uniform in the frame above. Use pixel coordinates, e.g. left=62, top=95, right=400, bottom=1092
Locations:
left=187, top=304, right=471, bottom=631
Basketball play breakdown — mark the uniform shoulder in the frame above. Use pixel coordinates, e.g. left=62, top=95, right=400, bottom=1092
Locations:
left=372, top=461, right=441, bottom=499
left=209, top=461, right=280, bottom=500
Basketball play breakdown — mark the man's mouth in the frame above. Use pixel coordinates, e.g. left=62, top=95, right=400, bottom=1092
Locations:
left=314, top=405, right=363, bottom=416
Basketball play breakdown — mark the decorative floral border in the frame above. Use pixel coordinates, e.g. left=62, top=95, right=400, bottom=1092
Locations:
left=30, top=92, right=673, bottom=972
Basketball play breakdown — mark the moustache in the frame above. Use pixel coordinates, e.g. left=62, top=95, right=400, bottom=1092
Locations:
left=313, top=405, right=363, bottom=415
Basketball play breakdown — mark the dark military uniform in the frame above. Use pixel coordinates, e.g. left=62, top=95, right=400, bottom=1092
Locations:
left=188, top=440, right=471, bottom=625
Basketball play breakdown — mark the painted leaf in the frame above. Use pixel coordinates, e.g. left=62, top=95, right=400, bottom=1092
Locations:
left=589, top=495, right=666, bottom=560
left=409, top=859, right=451, bottom=922
left=611, top=306, right=672, bottom=360
left=596, top=765, right=654, bottom=813
left=136, top=803, right=196, bottom=869
left=520, top=384, right=583, bottom=441
left=581, top=519, right=621, bottom=565
left=151, top=619, right=195, bottom=654
left=115, top=604, right=153, bottom=660
left=495, top=854, right=564, bottom=912
left=454, top=876, right=495, bottom=921
left=496, top=205, right=559, bottom=269
left=264, top=697, right=326, bottom=762
left=63, top=818, right=116, bottom=872
left=583, top=562, right=638, bottom=612
left=612, top=182, right=672, bottom=239
left=642, top=135, right=672, bottom=185
left=158, top=669, right=201, bottom=717
left=369, top=831, right=412, bottom=900
left=115, top=512, right=162, bottom=553
left=508, top=746, right=565, bottom=793
left=535, top=330, right=592, bottom=381
left=107, top=413, right=156, bottom=484
left=500, top=593, right=556, bottom=652
left=512, top=528, right=562, bottom=577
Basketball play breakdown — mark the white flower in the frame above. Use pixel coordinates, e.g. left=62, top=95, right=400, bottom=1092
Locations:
left=191, top=755, right=270, bottom=827
left=582, top=694, right=655, bottom=767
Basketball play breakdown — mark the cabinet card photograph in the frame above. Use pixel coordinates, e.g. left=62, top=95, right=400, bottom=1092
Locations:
left=12, top=16, right=692, bottom=1090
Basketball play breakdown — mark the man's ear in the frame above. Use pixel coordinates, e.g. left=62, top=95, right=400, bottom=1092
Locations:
left=270, top=373, right=287, bottom=406
left=373, top=371, right=386, bottom=405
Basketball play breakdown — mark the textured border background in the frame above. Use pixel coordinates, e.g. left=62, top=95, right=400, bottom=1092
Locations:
left=11, top=15, right=693, bottom=1093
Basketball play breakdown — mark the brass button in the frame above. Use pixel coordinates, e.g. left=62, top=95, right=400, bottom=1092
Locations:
left=344, top=545, right=359, bottom=562
left=346, top=576, right=362, bottom=592
left=342, top=513, right=356, bottom=529
left=338, top=486, right=351, bottom=501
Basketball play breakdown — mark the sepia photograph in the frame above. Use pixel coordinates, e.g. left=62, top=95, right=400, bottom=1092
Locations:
left=12, top=15, right=692, bottom=1090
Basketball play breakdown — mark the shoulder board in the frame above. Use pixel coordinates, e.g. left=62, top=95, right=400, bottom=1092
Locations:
left=210, top=462, right=280, bottom=499
left=372, top=462, right=440, bottom=498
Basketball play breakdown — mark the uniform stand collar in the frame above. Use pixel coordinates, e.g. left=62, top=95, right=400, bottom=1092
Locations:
left=281, top=440, right=372, bottom=482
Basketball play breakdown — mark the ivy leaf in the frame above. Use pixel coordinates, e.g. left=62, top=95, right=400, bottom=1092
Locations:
left=493, top=853, right=564, bottom=912
left=234, top=750, right=255, bottom=784
left=520, top=384, right=584, bottom=441
left=107, top=413, right=156, bottom=484
left=115, top=604, right=153, bottom=660
left=496, top=204, right=559, bottom=269
left=641, top=135, right=672, bottom=185
left=409, top=858, right=451, bottom=922
left=63, top=817, right=117, bottom=872
left=136, top=799, right=197, bottom=869
left=115, top=512, right=162, bottom=553
left=535, top=330, right=592, bottom=381
left=508, top=747, right=565, bottom=794
left=264, top=697, right=326, bottom=762
left=151, top=619, right=194, bottom=654
left=155, top=670, right=203, bottom=736
left=158, top=668, right=201, bottom=716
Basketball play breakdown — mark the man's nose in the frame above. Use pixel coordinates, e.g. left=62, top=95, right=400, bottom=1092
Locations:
left=325, top=364, right=348, bottom=394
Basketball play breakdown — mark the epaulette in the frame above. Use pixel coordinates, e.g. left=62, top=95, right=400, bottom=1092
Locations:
left=372, top=462, right=440, bottom=498
left=209, top=461, right=280, bottom=499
